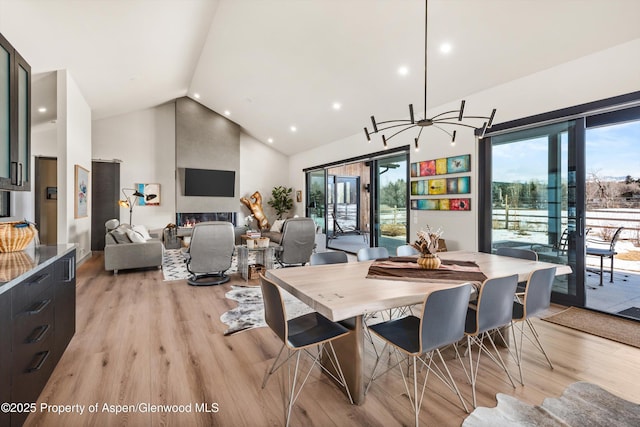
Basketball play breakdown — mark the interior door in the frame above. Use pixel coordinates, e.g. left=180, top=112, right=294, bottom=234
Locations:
left=487, top=120, right=586, bottom=306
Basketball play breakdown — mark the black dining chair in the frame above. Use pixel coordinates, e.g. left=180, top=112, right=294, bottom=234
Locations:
left=259, top=275, right=353, bottom=426
left=366, top=283, right=473, bottom=426
left=511, top=266, right=557, bottom=385
left=464, top=274, right=518, bottom=407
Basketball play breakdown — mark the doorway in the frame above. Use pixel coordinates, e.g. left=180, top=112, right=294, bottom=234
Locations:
left=485, top=121, right=586, bottom=306
left=34, top=157, right=57, bottom=245
left=584, top=114, right=640, bottom=318
left=305, top=148, right=409, bottom=255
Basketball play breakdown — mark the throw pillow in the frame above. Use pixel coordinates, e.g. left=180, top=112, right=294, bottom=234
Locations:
left=109, top=229, right=131, bottom=244
left=126, top=229, right=146, bottom=243
left=270, top=219, right=285, bottom=233
left=132, top=225, right=152, bottom=240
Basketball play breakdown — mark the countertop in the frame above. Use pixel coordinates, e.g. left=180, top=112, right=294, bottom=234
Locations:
left=0, top=244, right=76, bottom=296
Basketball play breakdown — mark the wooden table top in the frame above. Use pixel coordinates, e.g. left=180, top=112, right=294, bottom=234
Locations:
left=265, top=250, right=572, bottom=322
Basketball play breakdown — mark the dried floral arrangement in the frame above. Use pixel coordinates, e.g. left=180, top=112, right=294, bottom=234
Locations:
left=412, top=226, right=443, bottom=255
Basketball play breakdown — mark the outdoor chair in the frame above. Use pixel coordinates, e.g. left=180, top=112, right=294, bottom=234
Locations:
left=586, top=226, right=624, bottom=286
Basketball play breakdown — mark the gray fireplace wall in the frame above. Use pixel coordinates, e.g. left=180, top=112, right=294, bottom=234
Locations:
left=175, top=97, right=241, bottom=214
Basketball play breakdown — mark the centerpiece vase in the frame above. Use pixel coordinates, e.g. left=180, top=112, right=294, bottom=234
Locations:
left=417, top=253, right=441, bottom=269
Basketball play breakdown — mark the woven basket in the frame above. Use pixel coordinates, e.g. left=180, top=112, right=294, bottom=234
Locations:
left=0, top=221, right=37, bottom=253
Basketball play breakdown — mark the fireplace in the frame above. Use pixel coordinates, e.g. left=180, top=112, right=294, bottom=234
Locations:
left=176, top=212, right=237, bottom=228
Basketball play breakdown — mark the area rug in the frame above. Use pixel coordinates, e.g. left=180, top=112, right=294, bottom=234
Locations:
left=162, top=249, right=256, bottom=281
left=542, top=306, right=640, bottom=349
left=463, top=381, right=640, bottom=426
left=618, top=306, right=640, bottom=321
left=220, top=285, right=313, bottom=336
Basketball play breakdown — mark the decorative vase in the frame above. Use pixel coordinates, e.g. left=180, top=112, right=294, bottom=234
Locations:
left=417, top=253, right=441, bottom=269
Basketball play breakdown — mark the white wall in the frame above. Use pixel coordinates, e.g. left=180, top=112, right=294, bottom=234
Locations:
left=289, top=38, right=640, bottom=250
left=92, top=103, right=176, bottom=231
left=239, top=133, right=290, bottom=224
left=57, top=70, right=92, bottom=260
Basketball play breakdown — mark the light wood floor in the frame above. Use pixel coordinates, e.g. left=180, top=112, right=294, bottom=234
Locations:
left=26, top=253, right=640, bottom=426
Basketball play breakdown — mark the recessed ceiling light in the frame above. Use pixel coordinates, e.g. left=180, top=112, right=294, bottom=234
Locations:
left=224, top=110, right=231, bottom=116
left=38, top=107, right=47, bottom=113
left=440, top=43, right=452, bottom=54
left=194, top=93, right=201, bottom=99
left=332, top=102, right=342, bottom=110
left=397, top=66, right=409, bottom=76
left=290, top=126, right=297, bottom=132
left=267, top=138, right=273, bottom=143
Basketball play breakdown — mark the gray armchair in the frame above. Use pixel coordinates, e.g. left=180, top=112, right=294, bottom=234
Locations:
left=274, top=217, right=316, bottom=267
left=183, top=221, right=235, bottom=286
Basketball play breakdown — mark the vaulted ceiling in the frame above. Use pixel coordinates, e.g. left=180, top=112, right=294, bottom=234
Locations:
left=2, top=0, right=640, bottom=155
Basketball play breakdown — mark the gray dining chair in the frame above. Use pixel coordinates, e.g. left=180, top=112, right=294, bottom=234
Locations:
left=464, top=274, right=519, bottom=407
left=496, top=246, right=539, bottom=291
left=511, top=266, right=557, bottom=385
left=366, top=283, right=473, bottom=426
left=259, top=275, right=353, bottom=426
left=396, top=244, right=419, bottom=256
left=357, top=246, right=389, bottom=262
left=495, top=247, right=538, bottom=261
left=310, top=251, right=348, bottom=265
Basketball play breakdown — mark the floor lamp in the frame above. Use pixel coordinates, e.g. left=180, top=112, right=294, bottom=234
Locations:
left=118, top=188, right=157, bottom=225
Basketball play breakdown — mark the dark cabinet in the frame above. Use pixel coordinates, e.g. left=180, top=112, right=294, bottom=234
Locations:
left=0, top=32, right=31, bottom=192
left=1, top=249, right=76, bottom=427
left=0, top=291, right=11, bottom=427
left=54, top=251, right=76, bottom=361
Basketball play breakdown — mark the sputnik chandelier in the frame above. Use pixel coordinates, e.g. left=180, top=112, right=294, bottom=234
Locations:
left=364, top=0, right=496, bottom=151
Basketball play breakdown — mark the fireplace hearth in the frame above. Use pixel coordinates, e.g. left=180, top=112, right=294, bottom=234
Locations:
left=176, top=212, right=237, bottom=227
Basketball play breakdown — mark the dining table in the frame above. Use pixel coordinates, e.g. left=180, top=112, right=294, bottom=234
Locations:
left=265, top=250, right=572, bottom=404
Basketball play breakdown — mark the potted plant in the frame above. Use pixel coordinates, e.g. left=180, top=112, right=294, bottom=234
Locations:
left=268, top=186, right=294, bottom=219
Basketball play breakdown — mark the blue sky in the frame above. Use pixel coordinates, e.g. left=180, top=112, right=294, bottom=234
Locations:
left=493, top=120, right=640, bottom=183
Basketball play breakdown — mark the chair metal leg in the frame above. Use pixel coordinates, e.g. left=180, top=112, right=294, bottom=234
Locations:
left=525, top=319, right=554, bottom=370
left=609, top=255, right=614, bottom=283
left=262, top=344, right=286, bottom=389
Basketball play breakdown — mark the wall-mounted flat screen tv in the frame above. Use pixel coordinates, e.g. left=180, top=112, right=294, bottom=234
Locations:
left=184, top=168, right=235, bottom=197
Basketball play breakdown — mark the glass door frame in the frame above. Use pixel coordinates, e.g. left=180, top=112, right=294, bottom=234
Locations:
left=304, top=145, right=410, bottom=253
left=479, top=90, right=640, bottom=307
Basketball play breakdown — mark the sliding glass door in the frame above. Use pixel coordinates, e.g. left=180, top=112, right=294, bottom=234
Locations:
left=372, top=153, right=409, bottom=254
left=486, top=121, right=586, bottom=306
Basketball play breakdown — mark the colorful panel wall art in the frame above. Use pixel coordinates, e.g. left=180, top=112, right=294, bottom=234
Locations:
left=410, top=198, right=471, bottom=211
left=410, top=154, right=471, bottom=177
left=411, top=176, right=470, bottom=196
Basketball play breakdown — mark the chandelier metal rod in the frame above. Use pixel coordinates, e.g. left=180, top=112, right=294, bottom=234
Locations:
left=363, top=0, right=496, bottom=149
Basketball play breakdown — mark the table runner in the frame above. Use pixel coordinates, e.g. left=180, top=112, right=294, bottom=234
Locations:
left=367, top=256, right=487, bottom=285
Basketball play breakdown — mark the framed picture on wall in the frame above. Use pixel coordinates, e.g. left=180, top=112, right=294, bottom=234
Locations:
left=74, top=165, right=89, bottom=218
left=135, top=183, right=161, bottom=206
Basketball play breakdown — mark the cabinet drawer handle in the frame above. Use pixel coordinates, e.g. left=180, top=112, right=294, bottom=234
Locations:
left=27, top=324, right=50, bottom=343
left=27, top=351, right=50, bottom=373
left=10, top=161, right=17, bottom=185
left=28, top=299, right=51, bottom=315
left=18, top=162, right=23, bottom=186
left=30, top=273, right=51, bottom=285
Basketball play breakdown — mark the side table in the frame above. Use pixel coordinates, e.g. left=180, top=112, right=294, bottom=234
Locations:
left=237, top=245, right=276, bottom=281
